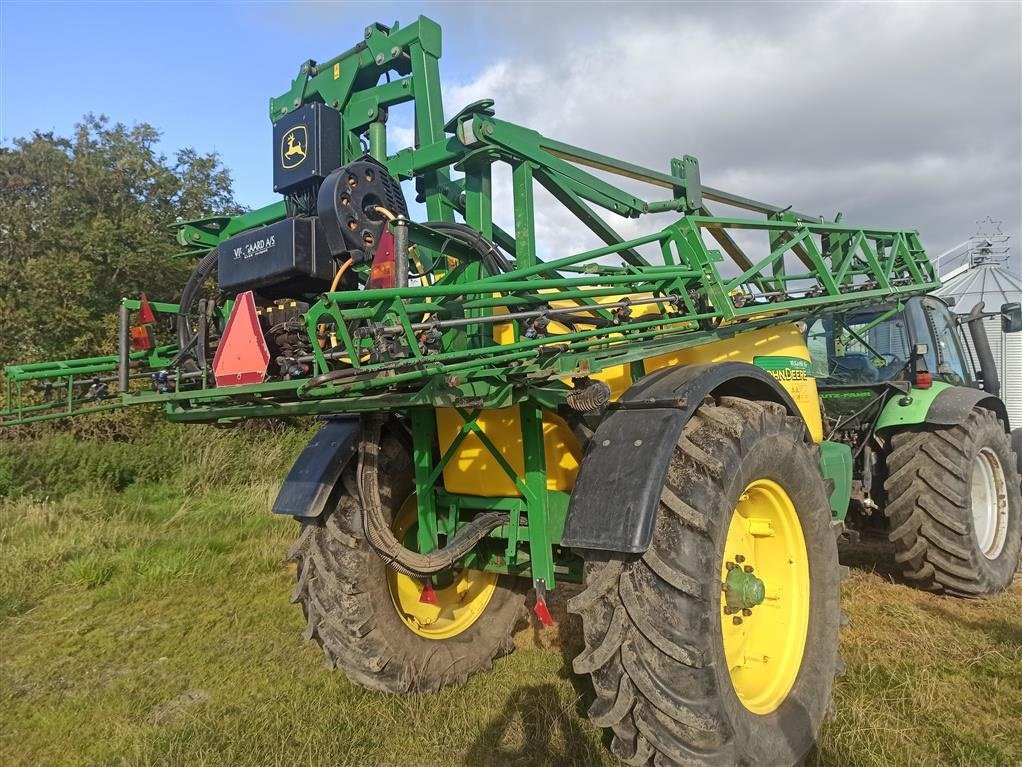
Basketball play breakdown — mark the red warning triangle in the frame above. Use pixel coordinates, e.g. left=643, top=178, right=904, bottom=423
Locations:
left=212, top=290, right=270, bottom=387
left=136, top=293, right=156, bottom=325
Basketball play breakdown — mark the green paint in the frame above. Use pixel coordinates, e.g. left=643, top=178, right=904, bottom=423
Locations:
left=724, top=566, right=766, bottom=610
left=0, top=16, right=950, bottom=593
left=874, top=381, right=952, bottom=431
left=819, top=440, right=852, bottom=521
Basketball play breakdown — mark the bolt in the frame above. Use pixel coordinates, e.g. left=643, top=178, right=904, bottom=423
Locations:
left=726, top=562, right=737, bottom=571
left=332, top=99, right=340, bottom=108
left=391, top=46, right=400, bottom=57
left=602, top=439, right=611, bottom=447
left=743, top=565, right=754, bottom=573
left=375, top=53, right=385, bottom=65
left=293, top=98, right=300, bottom=107
left=742, top=608, right=753, bottom=617
left=485, top=124, right=494, bottom=134
left=733, top=616, right=743, bottom=626
left=633, top=439, right=642, bottom=447
left=735, top=554, right=745, bottom=563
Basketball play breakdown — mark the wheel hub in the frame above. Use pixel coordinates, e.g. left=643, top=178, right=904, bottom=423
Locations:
left=386, top=496, right=498, bottom=639
left=720, top=479, right=810, bottom=715
left=723, top=560, right=766, bottom=612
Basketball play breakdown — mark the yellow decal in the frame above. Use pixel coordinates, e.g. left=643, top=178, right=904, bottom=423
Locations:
left=281, top=125, right=308, bottom=169
left=333, top=62, right=341, bottom=80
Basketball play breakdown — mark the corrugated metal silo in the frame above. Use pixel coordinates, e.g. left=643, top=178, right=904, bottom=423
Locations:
left=936, top=262, right=1022, bottom=427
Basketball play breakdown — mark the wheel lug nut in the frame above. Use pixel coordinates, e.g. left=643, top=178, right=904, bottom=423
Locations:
left=733, top=616, right=743, bottom=625
left=743, top=565, right=754, bottom=573
left=735, top=554, right=746, bottom=563
left=726, top=562, right=737, bottom=571
left=742, top=608, right=752, bottom=617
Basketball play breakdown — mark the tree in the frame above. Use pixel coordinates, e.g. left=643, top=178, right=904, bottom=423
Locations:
left=0, top=115, right=239, bottom=367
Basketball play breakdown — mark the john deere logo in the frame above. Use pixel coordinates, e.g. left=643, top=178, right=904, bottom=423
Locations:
left=281, top=126, right=308, bottom=169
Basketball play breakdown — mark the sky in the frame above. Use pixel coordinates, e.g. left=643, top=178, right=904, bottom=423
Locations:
left=2, top=0, right=1020, bottom=273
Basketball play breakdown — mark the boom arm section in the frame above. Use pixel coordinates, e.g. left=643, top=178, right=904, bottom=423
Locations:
left=2, top=16, right=939, bottom=428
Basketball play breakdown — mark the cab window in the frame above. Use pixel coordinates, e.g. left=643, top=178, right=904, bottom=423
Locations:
left=807, top=305, right=912, bottom=385
left=919, top=297, right=971, bottom=385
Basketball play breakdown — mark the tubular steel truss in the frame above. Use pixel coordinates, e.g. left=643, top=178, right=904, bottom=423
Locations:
left=0, top=15, right=942, bottom=591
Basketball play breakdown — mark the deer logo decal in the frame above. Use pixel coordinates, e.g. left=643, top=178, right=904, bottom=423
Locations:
left=281, top=126, right=308, bottom=169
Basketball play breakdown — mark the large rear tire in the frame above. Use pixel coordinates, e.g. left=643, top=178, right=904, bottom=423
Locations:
left=568, top=397, right=842, bottom=766
left=288, top=426, right=528, bottom=693
left=884, top=407, right=1022, bottom=596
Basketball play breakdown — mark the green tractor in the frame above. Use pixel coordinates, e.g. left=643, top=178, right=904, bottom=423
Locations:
left=812, top=296, right=1022, bottom=595
left=3, top=16, right=1020, bottom=766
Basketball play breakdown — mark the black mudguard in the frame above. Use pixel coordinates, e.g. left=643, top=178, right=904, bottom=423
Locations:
left=271, top=416, right=360, bottom=518
left=561, top=362, right=802, bottom=553
left=927, top=386, right=1010, bottom=431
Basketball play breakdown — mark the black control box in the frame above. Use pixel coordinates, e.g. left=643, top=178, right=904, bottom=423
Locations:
left=272, top=103, right=341, bottom=194
left=218, top=217, right=333, bottom=297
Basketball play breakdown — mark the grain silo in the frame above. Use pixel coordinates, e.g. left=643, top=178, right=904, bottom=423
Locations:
left=935, top=223, right=1022, bottom=427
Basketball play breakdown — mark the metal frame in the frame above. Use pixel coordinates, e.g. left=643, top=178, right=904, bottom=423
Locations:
left=1, top=16, right=941, bottom=592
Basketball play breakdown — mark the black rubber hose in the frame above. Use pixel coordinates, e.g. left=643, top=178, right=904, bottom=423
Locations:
left=177, top=248, right=219, bottom=354
left=357, top=415, right=509, bottom=577
left=423, top=220, right=514, bottom=274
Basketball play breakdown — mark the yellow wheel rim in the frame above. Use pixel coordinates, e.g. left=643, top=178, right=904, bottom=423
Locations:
left=721, top=479, right=810, bottom=714
left=386, top=496, right=499, bottom=640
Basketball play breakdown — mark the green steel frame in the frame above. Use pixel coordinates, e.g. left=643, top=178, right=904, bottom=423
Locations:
left=1, top=16, right=941, bottom=591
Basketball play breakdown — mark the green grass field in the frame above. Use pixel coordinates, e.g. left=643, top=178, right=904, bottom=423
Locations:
left=1, top=422, right=1020, bottom=766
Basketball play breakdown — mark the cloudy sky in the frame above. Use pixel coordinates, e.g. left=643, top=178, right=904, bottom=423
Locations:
left=3, top=1, right=1020, bottom=272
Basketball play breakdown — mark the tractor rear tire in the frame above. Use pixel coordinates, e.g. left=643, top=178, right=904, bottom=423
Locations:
left=288, top=426, right=528, bottom=693
left=884, top=407, right=1022, bottom=596
left=568, top=397, right=842, bottom=767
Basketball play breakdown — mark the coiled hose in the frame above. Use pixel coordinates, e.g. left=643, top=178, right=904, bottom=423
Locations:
left=357, top=415, right=510, bottom=577
left=176, top=248, right=219, bottom=355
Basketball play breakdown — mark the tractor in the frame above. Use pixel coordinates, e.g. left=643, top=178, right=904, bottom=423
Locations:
left=3, top=16, right=1020, bottom=766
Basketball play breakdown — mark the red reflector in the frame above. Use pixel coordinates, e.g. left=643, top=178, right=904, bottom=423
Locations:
left=136, top=293, right=156, bottom=325
left=130, top=325, right=154, bottom=351
left=367, top=229, right=396, bottom=289
left=419, top=581, right=439, bottom=605
left=533, top=595, right=555, bottom=627
left=212, top=290, right=270, bottom=387
left=914, top=371, right=933, bottom=389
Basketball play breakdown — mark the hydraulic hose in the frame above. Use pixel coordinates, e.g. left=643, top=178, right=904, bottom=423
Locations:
left=357, top=415, right=509, bottom=577
left=423, top=220, right=514, bottom=275
left=177, top=248, right=219, bottom=354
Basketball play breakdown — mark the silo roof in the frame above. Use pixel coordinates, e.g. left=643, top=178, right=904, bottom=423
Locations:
left=935, top=263, right=1022, bottom=311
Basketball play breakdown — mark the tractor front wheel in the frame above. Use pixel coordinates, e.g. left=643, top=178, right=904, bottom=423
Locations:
left=288, top=426, right=527, bottom=693
left=569, top=397, right=842, bottom=766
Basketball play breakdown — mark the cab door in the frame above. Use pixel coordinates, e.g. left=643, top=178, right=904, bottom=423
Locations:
left=905, top=296, right=975, bottom=387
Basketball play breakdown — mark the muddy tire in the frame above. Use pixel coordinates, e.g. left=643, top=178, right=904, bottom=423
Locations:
left=885, top=407, right=1022, bottom=596
left=568, top=397, right=842, bottom=766
left=288, top=426, right=528, bottom=693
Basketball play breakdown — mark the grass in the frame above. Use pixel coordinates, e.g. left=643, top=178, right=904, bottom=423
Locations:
left=1, top=423, right=1020, bottom=766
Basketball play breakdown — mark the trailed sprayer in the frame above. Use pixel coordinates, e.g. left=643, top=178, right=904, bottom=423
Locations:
left=4, top=16, right=1020, bottom=766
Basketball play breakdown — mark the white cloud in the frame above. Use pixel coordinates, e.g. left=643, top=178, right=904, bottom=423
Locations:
left=418, top=1, right=1021, bottom=269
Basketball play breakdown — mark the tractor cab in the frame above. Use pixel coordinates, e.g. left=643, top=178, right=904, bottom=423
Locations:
left=809, top=296, right=980, bottom=433
left=810, top=296, right=972, bottom=390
